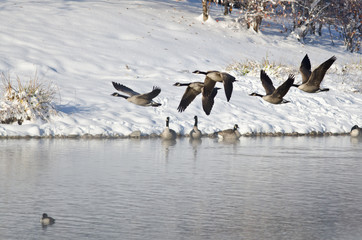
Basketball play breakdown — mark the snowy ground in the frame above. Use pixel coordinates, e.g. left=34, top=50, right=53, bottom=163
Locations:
left=0, top=0, right=361, bottom=137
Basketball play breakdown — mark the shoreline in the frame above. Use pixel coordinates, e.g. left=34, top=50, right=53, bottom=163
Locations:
left=0, top=131, right=352, bottom=139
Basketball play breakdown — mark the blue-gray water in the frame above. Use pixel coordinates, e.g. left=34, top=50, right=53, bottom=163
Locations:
left=0, top=136, right=361, bottom=240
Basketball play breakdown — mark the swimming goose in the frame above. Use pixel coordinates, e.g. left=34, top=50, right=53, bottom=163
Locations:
left=173, top=82, right=220, bottom=115
left=160, top=117, right=177, bottom=140
left=40, top=213, right=55, bottom=225
left=350, top=125, right=361, bottom=137
left=111, top=82, right=161, bottom=107
left=249, top=70, right=295, bottom=104
left=292, top=54, right=336, bottom=93
left=218, top=124, right=241, bottom=140
left=189, top=116, right=202, bottom=139
left=192, top=70, right=237, bottom=102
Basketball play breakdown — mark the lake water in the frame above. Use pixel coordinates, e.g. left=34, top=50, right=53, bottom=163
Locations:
left=0, top=136, right=361, bottom=240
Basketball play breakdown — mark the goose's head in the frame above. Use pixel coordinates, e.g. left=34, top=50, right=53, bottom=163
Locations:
left=173, top=82, right=181, bottom=86
left=351, top=125, right=359, bottom=130
left=234, top=124, right=239, bottom=130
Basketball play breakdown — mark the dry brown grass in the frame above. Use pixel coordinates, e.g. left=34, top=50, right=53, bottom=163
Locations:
left=0, top=72, right=57, bottom=125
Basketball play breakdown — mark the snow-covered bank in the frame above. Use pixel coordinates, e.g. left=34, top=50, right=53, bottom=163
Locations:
left=0, top=0, right=361, bottom=138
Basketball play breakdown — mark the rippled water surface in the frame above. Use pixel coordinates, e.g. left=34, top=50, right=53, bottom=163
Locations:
left=1, top=137, right=362, bottom=240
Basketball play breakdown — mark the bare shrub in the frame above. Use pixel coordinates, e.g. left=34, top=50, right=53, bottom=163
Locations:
left=0, top=73, right=57, bottom=125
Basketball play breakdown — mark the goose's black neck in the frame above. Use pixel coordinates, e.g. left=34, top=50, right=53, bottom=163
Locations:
left=111, top=92, right=128, bottom=99
left=166, top=117, right=170, bottom=127
left=174, top=82, right=190, bottom=87
left=318, top=88, right=329, bottom=92
left=194, top=116, right=198, bottom=127
left=250, top=93, right=264, bottom=98
left=193, top=70, right=207, bottom=75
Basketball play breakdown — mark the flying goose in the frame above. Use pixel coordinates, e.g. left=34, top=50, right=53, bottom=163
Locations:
left=292, top=54, right=336, bottom=93
left=160, top=117, right=177, bottom=140
left=350, top=125, right=361, bottom=137
left=250, top=70, right=295, bottom=104
left=218, top=124, right=241, bottom=140
left=173, top=82, right=220, bottom=115
left=111, top=82, right=161, bottom=107
left=192, top=70, right=237, bottom=102
left=189, top=116, right=202, bottom=139
left=40, top=213, right=55, bottom=225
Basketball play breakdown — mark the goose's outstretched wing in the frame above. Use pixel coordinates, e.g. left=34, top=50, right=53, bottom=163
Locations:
left=139, top=86, right=161, bottom=100
left=202, top=87, right=220, bottom=115
left=271, top=74, right=295, bottom=99
left=306, top=56, right=336, bottom=87
left=177, top=87, right=201, bottom=112
left=202, top=76, right=217, bottom=98
left=300, top=54, right=312, bottom=84
left=222, top=74, right=235, bottom=102
left=112, top=82, right=140, bottom=96
left=260, top=70, right=275, bottom=95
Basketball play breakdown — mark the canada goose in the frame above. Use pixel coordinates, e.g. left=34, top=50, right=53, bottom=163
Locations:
left=218, top=124, right=241, bottom=140
left=292, top=54, right=336, bottom=93
left=40, top=213, right=55, bottom=225
left=160, top=117, right=177, bottom=140
left=193, top=70, right=237, bottom=102
left=350, top=125, right=361, bottom=137
left=173, top=82, right=220, bottom=115
left=189, top=116, right=202, bottom=139
left=249, top=70, right=295, bottom=104
left=111, top=82, right=161, bottom=107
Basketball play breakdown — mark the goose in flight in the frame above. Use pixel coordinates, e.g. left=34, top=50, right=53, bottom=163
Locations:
left=111, top=82, right=161, bottom=107
left=249, top=70, right=295, bottom=104
left=192, top=70, right=237, bottom=102
left=173, top=81, right=220, bottom=115
left=292, top=54, right=336, bottom=93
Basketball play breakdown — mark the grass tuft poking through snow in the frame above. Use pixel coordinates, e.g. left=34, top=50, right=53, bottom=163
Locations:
left=0, top=73, right=57, bottom=125
left=226, top=55, right=297, bottom=78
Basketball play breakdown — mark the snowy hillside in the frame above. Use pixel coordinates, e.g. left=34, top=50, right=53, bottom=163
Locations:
left=0, top=0, right=361, bottom=137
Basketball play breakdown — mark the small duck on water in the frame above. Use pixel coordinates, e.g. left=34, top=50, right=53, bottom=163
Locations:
left=40, top=213, right=55, bottom=225
left=350, top=125, right=361, bottom=138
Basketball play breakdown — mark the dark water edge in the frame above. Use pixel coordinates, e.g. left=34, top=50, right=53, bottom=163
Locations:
left=0, top=131, right=352, bottom=139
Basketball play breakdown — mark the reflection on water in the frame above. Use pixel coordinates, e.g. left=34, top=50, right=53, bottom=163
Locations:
left=189, top=138, right=202, bottom=161
left=161, top=139, right=176, bottom=161
left=0, top=136, right=361, bottom=240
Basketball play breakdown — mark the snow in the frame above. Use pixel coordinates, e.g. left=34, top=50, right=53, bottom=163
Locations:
left=0, top=0, right=361, bottom=138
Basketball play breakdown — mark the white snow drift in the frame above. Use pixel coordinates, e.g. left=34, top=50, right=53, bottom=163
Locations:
left=0, top=0, right=361, bottom=137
